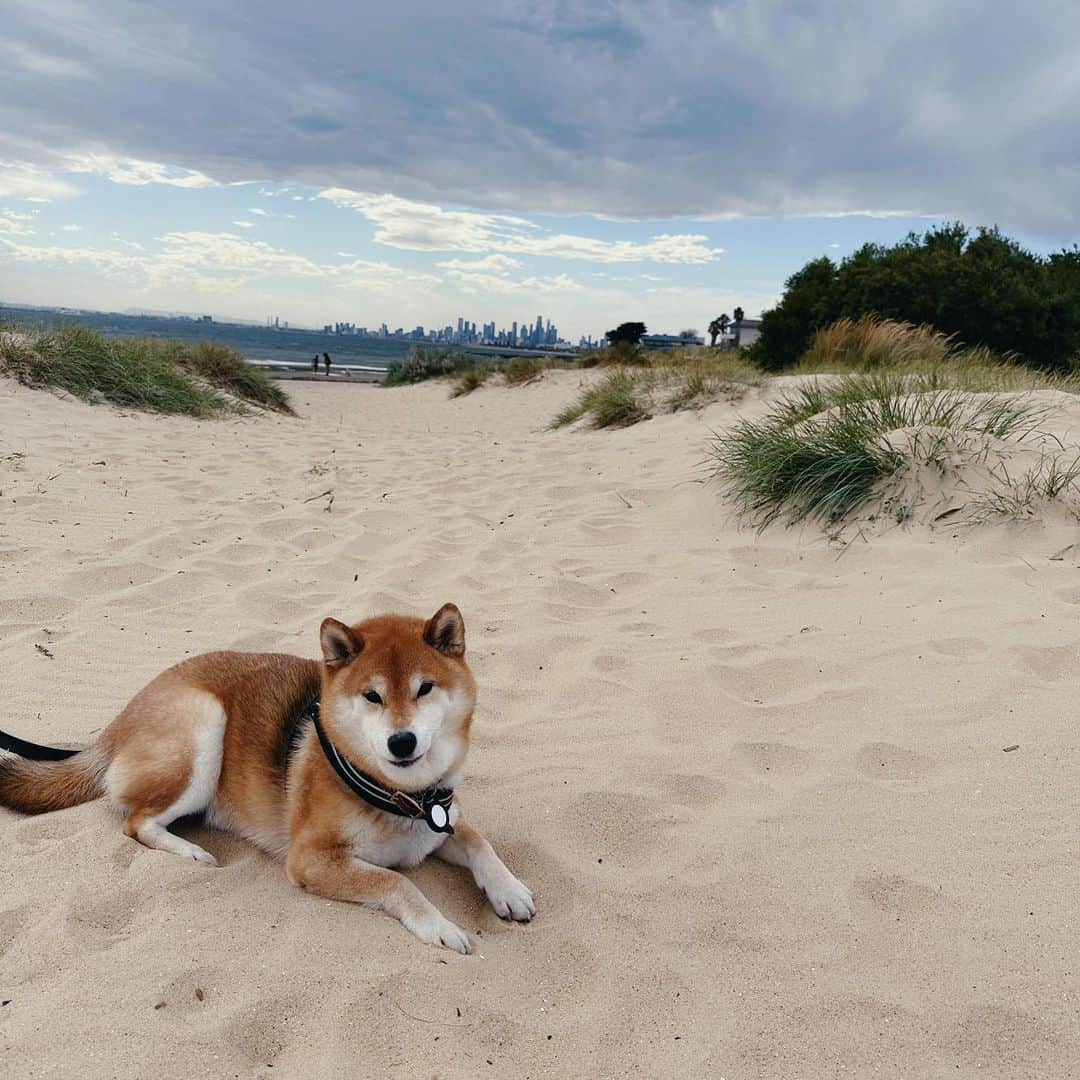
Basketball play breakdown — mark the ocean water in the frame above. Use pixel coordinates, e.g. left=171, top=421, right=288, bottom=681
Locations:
left=0, top=304, right=427, bottom=370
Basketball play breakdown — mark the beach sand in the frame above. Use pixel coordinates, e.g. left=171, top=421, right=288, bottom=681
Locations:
left=1, top=371, right=1078, bottom=1078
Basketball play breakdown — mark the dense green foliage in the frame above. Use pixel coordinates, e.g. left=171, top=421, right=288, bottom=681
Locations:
left=753, top=224, right=1080, bottom=372
left=605, top=321, right=647, bottom=346
left=0, top=323, right=292, bottom=416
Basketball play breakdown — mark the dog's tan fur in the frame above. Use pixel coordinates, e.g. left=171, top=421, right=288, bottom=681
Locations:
left=0, top=604, right=533, bottom=952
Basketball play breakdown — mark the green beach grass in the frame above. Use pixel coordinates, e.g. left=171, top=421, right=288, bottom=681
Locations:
left=551, top=346, right=764, bottom=429
left=0, top=322, right=292, bottom=417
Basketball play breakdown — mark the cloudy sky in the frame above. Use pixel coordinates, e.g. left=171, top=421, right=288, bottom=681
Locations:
left=2, top=1, right=1077, bottom=338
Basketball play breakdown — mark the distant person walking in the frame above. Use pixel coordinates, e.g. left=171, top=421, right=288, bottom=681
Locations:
left=311, top=355, right=319, bottom=373
left=323, top=352, right=332, bottom=376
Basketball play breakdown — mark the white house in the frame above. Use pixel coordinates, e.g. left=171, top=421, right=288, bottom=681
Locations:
left=730, top=317, right=761, bottom=349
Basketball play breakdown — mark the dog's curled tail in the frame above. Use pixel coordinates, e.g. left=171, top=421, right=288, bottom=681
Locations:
left=0, top=729, right=109, bottom=814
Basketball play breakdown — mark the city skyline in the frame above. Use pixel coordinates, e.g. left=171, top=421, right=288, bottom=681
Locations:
left=323, top=313, right=569, bottom=348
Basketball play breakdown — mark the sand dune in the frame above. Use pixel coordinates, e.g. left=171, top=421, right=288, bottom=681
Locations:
left=1, top=371, right=1078, bottom=1078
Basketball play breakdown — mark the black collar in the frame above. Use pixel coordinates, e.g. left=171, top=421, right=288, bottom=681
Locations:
left=302, top=700, right=454, bottom=834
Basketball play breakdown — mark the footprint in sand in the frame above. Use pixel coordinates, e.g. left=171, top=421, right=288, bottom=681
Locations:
left=0, top=594, right=73, bottom=623
left=61, top=561, right=163, bottom=596
left=14, top=815, right=85, bottom=846
left=0, top=903, right=32, bottom=958
left=927, top=637, right=988, bottom=658
left=64, top=885, right=140, bottom=950
left=730, top=741, right=815, bottom=777
left=850, top=873, right=945, bottom=916
left=1010, top=643, right=1079, bottom=681
left=854, top=742, right=937, bottom=780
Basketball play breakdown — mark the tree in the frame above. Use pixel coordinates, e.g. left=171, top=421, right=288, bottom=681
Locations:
left=679, top=328, right=699, bottom=340
left=753, top=223, right=1080, bottom=371
left=606, top=322, right=647, bottom=346
left=708, top=314, right=730, bottom=347
left=733, top=306, right=745, bottom=324
left=755, top=258, right=839, bottom=370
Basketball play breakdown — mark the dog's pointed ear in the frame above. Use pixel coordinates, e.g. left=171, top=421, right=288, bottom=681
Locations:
left=320, top=618, right=363, bottom=668
left=424, top=603, right=465, bottom=657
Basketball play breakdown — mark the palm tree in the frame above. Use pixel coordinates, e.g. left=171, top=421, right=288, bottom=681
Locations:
left=708, top=314, right=731, bottom=347
left=733, top=306, right=745, bottom=325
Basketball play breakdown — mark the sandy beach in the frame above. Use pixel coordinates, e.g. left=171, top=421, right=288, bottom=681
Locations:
left=1, top=370, right=1078, bottom=1078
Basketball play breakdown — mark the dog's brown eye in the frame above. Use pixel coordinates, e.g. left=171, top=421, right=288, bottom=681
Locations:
left=363, top=690, right=382, bottom=705
left=417, top=681, right=434, bottom=698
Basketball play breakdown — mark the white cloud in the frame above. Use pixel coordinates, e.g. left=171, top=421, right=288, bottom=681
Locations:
left=249, top=207, right=269, bottom=216
left=436, top=254, right=522, bottom=274
left=0, top=214, right=34, bottom=236
left=0, top=230, right=441, bottom=299
left=61, top=224, right=82, bottom=232
left=0, top=161, right=76, bottom=203
left=319, top=188, right=721, bottom=263
left=0, top=237, right=134, bottom=272
left=231, top=220, right=255, bottom=228
left=330, top=257, right=441, bottom=293
left=12, top=43, right=90, bottom=79
left=67, top=154, right=219, bottom=189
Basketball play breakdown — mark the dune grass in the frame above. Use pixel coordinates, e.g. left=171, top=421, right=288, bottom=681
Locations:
left=384, top=345, right=469, bottom=386
left=503, top=356, right=547, bottom=384
left=552, top=370, right=652, bottom=429
left=711, top=372, right=1056, bottom=527
left=450, top=364, right=493, bottom=397
left=171, top=340, right=291, bottom=411
left=796, top=315, right=1080, bottom=393
left=551, top=347, right=764, bottom=429
left=0, top=322, right=292, bottom=417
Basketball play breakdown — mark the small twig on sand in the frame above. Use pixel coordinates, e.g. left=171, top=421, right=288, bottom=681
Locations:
left=614, top=491, right=632, bottom=509
left=303, top=488, right=333, bottom=504
left=392, top=1000, right=455, bottom=1025
left=35, top=643, right=54, bottom=659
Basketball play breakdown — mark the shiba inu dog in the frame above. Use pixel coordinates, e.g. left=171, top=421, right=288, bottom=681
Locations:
left=0, top=604, right=534, bottom=952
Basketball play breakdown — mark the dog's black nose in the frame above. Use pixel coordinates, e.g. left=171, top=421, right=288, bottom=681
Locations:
left=387, top=731, right=417, bottom=759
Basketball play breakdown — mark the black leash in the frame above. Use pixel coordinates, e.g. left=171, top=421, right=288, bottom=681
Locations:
left=303, top=700, right=454, bottom=834
left=0, top=729, right=80, bottom=761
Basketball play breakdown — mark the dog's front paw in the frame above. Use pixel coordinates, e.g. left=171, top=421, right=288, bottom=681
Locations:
left=403, top=909, right=472, bottom=954
left=484, top=873, right=535, bottom=922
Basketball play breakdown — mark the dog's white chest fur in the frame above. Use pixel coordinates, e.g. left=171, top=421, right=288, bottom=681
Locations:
left=347, top=803, right=459, bottom=869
